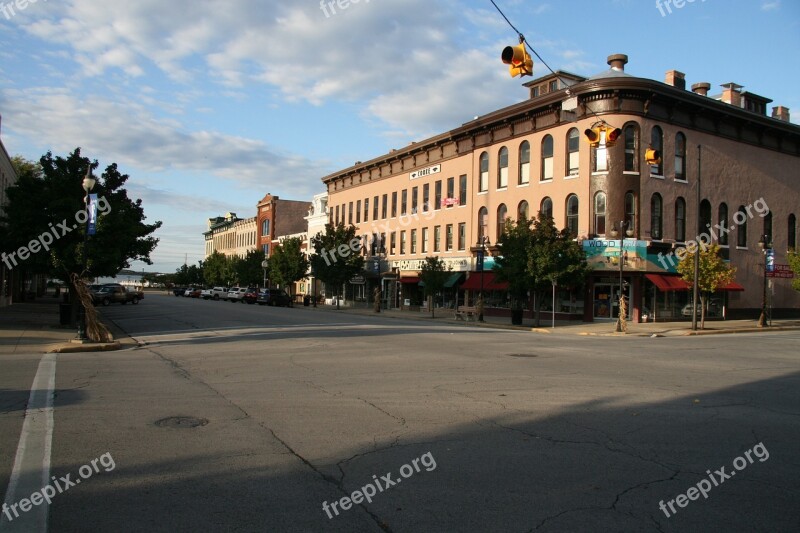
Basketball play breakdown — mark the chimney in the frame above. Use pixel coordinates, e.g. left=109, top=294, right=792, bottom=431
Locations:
left=772, top=106, right=790, bottom=122
left=665, top=70, right=686, bottom=90
left=720, top=83, right=743, bottom=107
left=607, top=54, right=628, bottom=72
left=691, top=82, right=710, bottom=96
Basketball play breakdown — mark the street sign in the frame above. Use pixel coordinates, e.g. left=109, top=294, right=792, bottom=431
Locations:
left=350, top=275, right=365, bottom=285
left=476, top=251, right=484, bottom=272
left=766, top=264, right=794, bottom=279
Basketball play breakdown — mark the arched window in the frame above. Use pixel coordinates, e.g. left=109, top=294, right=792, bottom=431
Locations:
left=594, top=192, right=607, bottom=236
left=566, top=128, right=579, bottom=176
left=625, top=192, right=636, bottom=234
left=651, top=193, right=663, bottom=239
left=764, top=211, right=773, bottom=245
left=497, top=204, right=508, bottom=241
left=675, top=132, right=686, bottom=180
left=651, top=126, right=664, bottom=175
left=565, top=195, right=579, bottom=237
left=518, top=141, right=530, bottom=185
left=518, top=200, right=529, bottom=221
left=478, top=207, right=488, bottom=241
left=789, top=214, right=797, bottom=250
left=699, top=199, right=712, bottom=235
left=718, top=203, right=729, bottom=246
left=479, top=152, right=489, bottom=192
left=675, top=197, right=686, bottom=242
left=541, top=135, right=554, bottom=181
left=498, top=147, right=509, bottom=189
left=541, top=197, right=553, bottom=220
left=736, top=205, right=748, bottom=248
left=624, top=125, right=638, bottom=172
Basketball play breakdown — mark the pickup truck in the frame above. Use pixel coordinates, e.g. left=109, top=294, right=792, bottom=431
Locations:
left=92, top=285, right=144, bottom=306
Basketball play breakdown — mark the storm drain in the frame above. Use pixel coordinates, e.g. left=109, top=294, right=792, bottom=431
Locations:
left=154, top=416, right=209, bottom=428
left=507, top=353, right=539, bottom=358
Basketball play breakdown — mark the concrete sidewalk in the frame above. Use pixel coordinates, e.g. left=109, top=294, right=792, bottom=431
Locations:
left=0, top=298, right=128, bottom=354
left=297, top=302, right=800, bottom=337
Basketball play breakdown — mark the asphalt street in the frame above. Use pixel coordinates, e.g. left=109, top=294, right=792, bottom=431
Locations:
left=1, top=293, right=799, bottom=532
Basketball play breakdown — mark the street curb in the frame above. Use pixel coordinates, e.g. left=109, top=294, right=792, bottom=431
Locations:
left=680, top=325, right=800, bottom=336
left=48, top=341, right=122, bottom=353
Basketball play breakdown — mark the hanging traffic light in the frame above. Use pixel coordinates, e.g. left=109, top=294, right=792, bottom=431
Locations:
left=501, top=43, right=533, bottom=78
left=584, top=127, right=602, bottom=147
left=605, top=127, right=622, bottom=147
left=645, top=148, right=662, bottom=165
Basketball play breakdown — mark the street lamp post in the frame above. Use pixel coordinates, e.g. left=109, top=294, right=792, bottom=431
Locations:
left=261, top=259, right=269, bottom=289
left=610, top=221, right=631, bottom=333
left=77, top=167, right=96, bottom=341
left=476, top=236, right=490, bottom=322
left=757, top=235, right=771, bottom=327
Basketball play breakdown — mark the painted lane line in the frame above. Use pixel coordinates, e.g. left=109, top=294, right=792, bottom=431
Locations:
left=1, top=353, right=56, bottom=533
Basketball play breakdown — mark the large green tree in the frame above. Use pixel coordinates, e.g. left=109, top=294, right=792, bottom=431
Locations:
left=203, top=251, right=237, bottom=287
left=419, top=255, right=451, bottom=318
left=269, top=237, right=309, bottom=296
left=527, top=212, right=591, bottom=327
left=493, top=216, right=535, bottom=322
left=676, top=243, right=736, bottom=329
left=235, top=249, right=266, bottom=287
left=2, top=149, right=161, bottom=323
left=310, top=223, right=364, bottom=310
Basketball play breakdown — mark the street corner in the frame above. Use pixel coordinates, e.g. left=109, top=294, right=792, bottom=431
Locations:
left=47, top=341, right=123, bottom=354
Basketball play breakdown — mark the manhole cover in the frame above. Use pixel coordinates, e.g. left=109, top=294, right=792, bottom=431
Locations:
left=154, top=416, right=208, bottom=428
left=507, top=353, right=539, bottom=358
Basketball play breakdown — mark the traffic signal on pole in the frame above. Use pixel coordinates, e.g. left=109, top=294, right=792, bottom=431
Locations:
left=605, top=127, right=622, bottom=146
left=501, top=43, right=533, bottom=78
left=584, top=127, right=602, bottom=147
left=645, top=148, right=662, bottom=165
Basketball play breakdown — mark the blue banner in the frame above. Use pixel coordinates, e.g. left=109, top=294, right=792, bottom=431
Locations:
left=87, top=193, right=98, bottom=235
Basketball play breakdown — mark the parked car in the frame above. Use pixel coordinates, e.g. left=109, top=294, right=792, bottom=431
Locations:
left=243, top=288, right=260, bottom=304
left=187, top=288, right=203, bottom=298
left=200, top=289, right=213, bottom=300
left=681, top=299, right=721, bottom=317
left=227, top=287, right=247, bottom=303
left=257, top=289, right=293, bottom=307
left=209, top=287, right=229, bottom=301
left=91, top=285, right=142, bottom=306
left=173, top=287, right=187, bottom=297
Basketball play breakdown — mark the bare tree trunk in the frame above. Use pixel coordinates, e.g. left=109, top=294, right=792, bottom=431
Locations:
left=429, top=295, right=434, bottom=319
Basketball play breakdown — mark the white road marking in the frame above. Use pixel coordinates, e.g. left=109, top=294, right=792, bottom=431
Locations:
left=1, top=353, right=56, bottom=533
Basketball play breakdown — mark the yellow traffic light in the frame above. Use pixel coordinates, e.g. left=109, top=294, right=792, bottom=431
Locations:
left=584, top=127, right=602, bottom=147
left=645, top=148, right=662, bottom=165
left=501, top=43, right=533, bottom=78
left=605, top=128, right=622, bottom=147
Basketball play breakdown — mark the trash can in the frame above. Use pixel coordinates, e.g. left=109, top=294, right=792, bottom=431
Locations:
left=59, top=303, right=72, bottom=326
left=303, top=295, right=311, bottom=307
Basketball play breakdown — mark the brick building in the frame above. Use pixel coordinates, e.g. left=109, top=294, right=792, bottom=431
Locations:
left=255, top=194, right=310, bottom=258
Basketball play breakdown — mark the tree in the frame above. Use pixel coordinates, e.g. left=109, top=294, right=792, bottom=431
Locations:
left=203, top=251, right=231, bottom=287
left=310, top=223, right=364, bottom=310
left=676, top=243, right=736, bottom=329
left=234, top=249, right=266, bottom=287
left=494, top=217, right=535, bottom=323
left=527, top=212, right=591, bottom=327
left=789, top=250, right=800, bottom=292
left=2, top=148, right=161, bottom=333
left=269, top=237, right=309, bottom=296
left=175, top=261, right=204, bottom=286
left=419, top=256, right=451, bottom=318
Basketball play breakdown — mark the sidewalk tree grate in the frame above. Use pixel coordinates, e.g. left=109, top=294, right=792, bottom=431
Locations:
left=507, top=353, right=539, bottom=358
left=154, top=416, right=209, bottom=428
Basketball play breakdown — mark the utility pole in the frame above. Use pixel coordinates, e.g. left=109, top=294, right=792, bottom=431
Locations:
left=692, top=146, right=701, bottom=332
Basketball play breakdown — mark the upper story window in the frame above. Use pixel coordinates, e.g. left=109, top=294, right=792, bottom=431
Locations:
left=479, top=152, right=489, bottom=192
left=391, top=192, right=397, bottom=217
left=624, top=125, right=638, bottom=172
left=498, top=147, right=509, bottom=189
left=478, top=207, right=488, bottom=241
left=763, top=211, right=773, bottom=245
left=699, top=199, right=712, bottom=235
left=718, top=203, right=729, bottom=246
left=675, top=132, right=686, bottom=181
left=459, top=175, right=467, bottom=206
left=446, top=177, right=455, bottom=205
left=594, top=192, right=606, bottom=236
left=788, top=214, right=797, bottom=250
left=541, top=197, right=553, bottom=220
left=262, top=219, right=270, bottom=236
left=565, top=195, right=579, bottom=237
left=519, top=141, right=530, bottom=185
left=625, top=191, right=636, bottom=235
left=401, top=189, right=408, bottom=216
left=650, top=126, right=664, bottom=176
left=518, top=200, right=529, bottom=221
left=541, top=135, right=554, bottom=181
left=736, top=205, right=748, bottom=248
left=566, top=128, right=579, bottom=176
left=650, top=193, right=663, bottom=240
left=497, top=204, right=508, bottom=241
left=675, top=197, right=686, bottom=242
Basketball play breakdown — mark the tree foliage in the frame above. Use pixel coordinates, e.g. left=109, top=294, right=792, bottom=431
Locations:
left=310, top=223, right=364, bottom=309
left=676, top=243, right=736, bottom=329
left=419, top=255, right=451, bottom=318
left=235, top=249, right=266, bottom=287
left=493, top=217, right=534, bottom=312
left=788, top=250, right=800, bottom=292
left=269, top=237, right=309, bottom=295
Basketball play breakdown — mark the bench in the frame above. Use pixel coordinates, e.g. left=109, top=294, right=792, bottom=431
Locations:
left=454, top=306, right=478, bottom=321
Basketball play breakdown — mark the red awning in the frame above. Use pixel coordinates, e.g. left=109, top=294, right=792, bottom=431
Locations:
left=645, top=274, right=690, bottom=291
left=461, top=272, right=509, bottom=291
left=719, top=281, right=745, bottom=292
left=399, top=277, right=420, bottom=284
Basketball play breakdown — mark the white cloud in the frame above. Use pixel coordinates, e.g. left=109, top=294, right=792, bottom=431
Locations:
left=761, top=1, right=780, bottom=10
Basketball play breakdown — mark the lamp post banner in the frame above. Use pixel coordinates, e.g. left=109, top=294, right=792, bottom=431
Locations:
left=87, top=193, right=98, bottom=235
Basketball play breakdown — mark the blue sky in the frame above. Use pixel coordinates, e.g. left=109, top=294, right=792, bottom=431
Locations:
left=1, top=0, right=797, bottom=274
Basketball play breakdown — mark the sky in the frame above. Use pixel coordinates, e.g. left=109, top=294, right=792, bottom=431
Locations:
left=1, top=0, right=798, bottom=274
